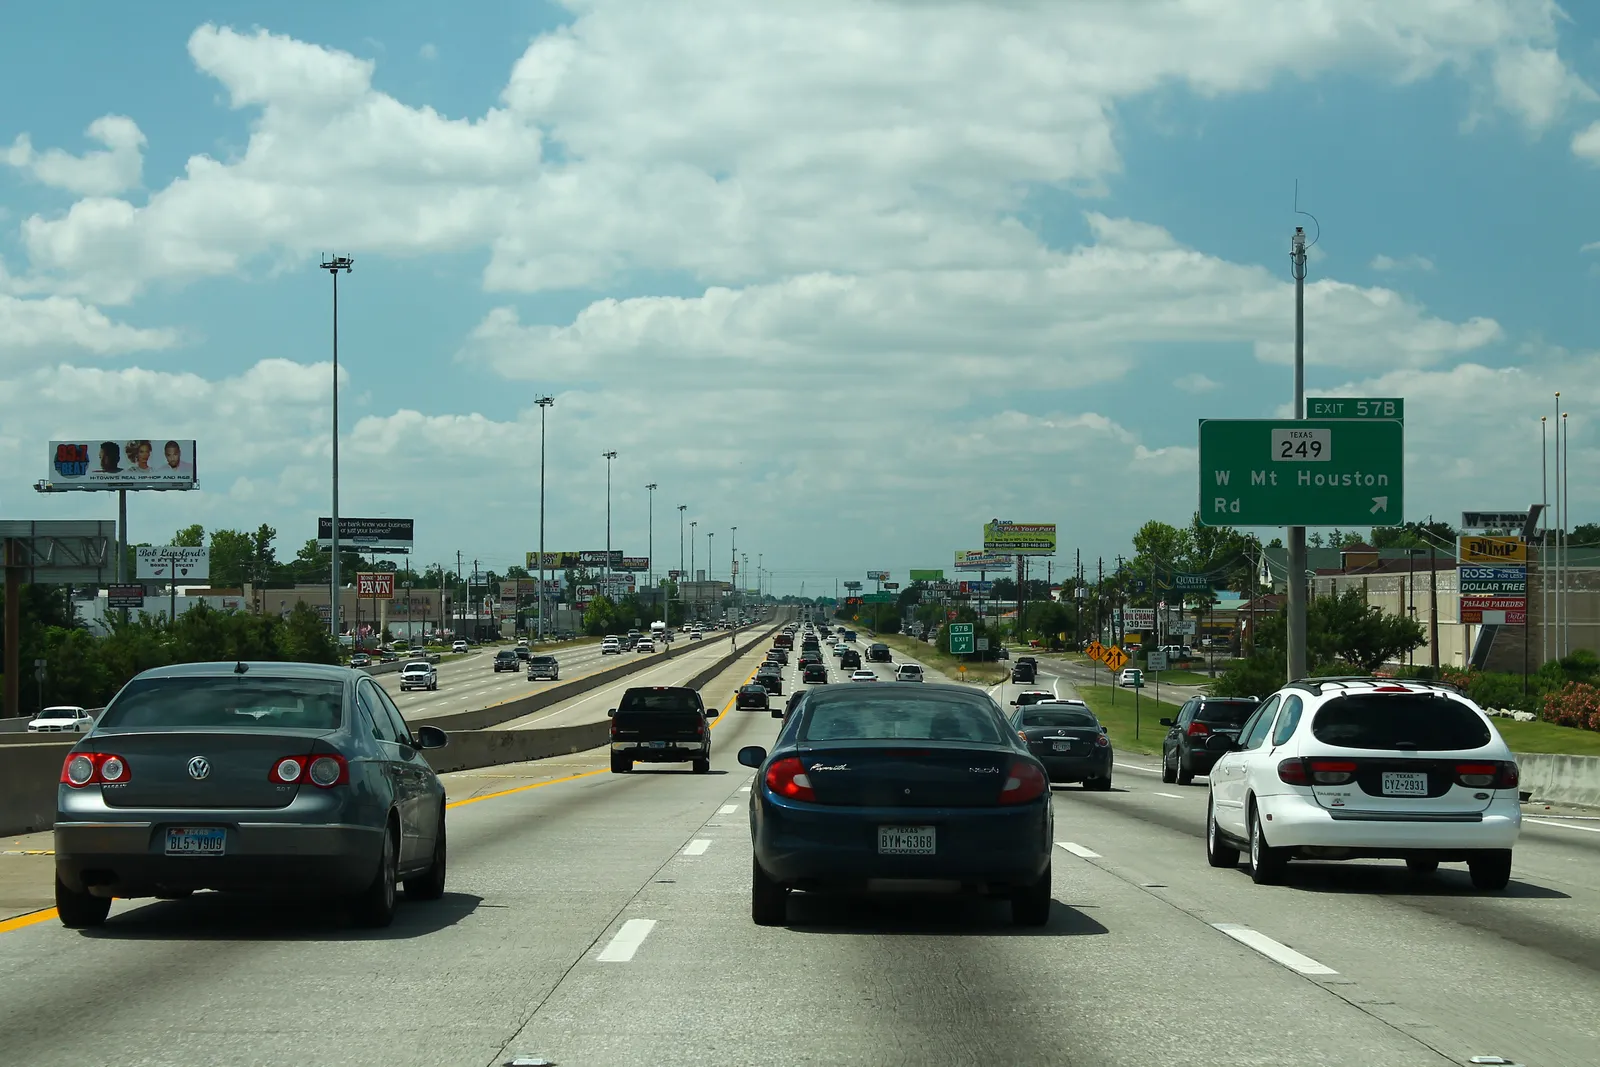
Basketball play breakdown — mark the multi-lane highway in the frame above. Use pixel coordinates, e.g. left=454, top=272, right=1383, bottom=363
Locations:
left=1, top=626, right=1597, bottom=1066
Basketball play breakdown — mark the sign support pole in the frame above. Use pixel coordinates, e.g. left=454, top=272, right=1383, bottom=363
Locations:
left=1286, top=226, right=1308, bottom=684
left=4, top=539, right=20, bottom=721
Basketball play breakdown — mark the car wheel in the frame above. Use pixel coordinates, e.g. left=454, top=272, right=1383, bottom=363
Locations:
left=611, top=755, right=631, bottom=773
left=55, top=875, right=111, bottom=928
left=692, top=758, right=711, bottom=774
left=1468, top=850, right=1513, bottom=891
left=351, top=822, right=399, bottom=928
left=1405, top=857, right=1439, bottom=878
left=1010, top=862, right=1052, bottom=927
left=751, top=856, right=788, bottom=926
left=1176, top=753, right=1195, bottom=786
left=1205, top=795, right=1240, bottom=869
left=1084, top=775, right=1112, bottom=791
left=1247, top=805, right=1287, bottom=885
left=404, top=812, right=447, bottom=901
left=1160, top=753, right=1177, bottom=784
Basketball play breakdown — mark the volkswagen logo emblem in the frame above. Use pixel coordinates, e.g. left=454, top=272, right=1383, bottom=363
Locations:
left=187, top=756, right=211, bottom=780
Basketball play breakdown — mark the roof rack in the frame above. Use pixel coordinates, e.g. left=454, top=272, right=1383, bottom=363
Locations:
left=1286, top=676, right=1465, bottom=697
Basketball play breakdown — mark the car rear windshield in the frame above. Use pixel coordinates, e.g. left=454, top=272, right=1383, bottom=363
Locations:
left=99, top=676, right=345, bottom=731
left=1021, top=709, right=1099, bottom=729
left=801, top=694, right=1005, bottom=744
left=1311, top=694, right=1491, bottom=751
left=531, top=656, right=557, bottom=665
left=617, top=688, right=702, bottom=713
left=1196, top=700, right=1258, bottom=725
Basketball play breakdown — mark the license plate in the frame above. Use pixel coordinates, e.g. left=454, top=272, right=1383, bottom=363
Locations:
left=878, top=825, right=935, bottom=855
left=649, top=740, right=668, bottom=748
left=1381, top=772, right=1429, bottom=796
left=165, top=826, right=226, bottom=856
left=1052, top=741, right=1073, bottom=752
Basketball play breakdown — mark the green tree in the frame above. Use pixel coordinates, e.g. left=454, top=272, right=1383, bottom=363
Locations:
left=207, top=529, right=256, bottom=587
left=582, top=595, right=616, bottom=636
left=1570, top=523, right=1600, bottom=546
left=172, top=524, right=205, bottom=548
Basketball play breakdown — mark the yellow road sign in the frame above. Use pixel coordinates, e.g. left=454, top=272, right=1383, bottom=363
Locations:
left=1103, top=645, right=1129, bottom=672
left=1086, top=640, right=1105, bottom=661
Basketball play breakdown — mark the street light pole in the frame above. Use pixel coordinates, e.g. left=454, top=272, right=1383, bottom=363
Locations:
left=1286, top=227, right=1308, bottom=684
left=677, top=505, right=687, bottom=587
left=602, top=451, right=617, bottom=589
left=320, top=254, right=353, bottom=643
left=536, top=396, right=554, bottom=641
left=646, top=483, right=657, bottom=610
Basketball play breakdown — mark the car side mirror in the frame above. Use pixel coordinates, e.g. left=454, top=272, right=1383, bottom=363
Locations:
left=1158, top=718, right=1174, bottom=727
left=414, top=725, right=449, bottom=749
left=1204, top=733, right=1237, bottom=753
left=607, top=708, right=617, bottom=717
left=706, top=708, right=719, bottom=719
left=737, top=745, right=767, bottom=768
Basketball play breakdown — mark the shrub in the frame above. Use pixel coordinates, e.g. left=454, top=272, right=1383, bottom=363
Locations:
left=1542, top=682, right=1600, bottom=732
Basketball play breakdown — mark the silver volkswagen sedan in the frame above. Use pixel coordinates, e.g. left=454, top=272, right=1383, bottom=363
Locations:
left=54, top=661, right=449, bottom=929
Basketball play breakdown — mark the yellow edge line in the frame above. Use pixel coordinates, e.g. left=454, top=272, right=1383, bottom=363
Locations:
left=0, top=907, right=58, bottom=933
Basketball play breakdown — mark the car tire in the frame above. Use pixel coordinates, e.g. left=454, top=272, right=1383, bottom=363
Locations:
left=1468, top=850, right=1513, bottom=891
left=1247, top=805, right=1287, bottom=885
left=350, top=822, right=399, bottom=928
left=692, top=758, right=711, bottom=774
left=1205, top=795, right=1240, bottom=868
left=611, top=755, right=632, bottom=774
left=404, top=813, right=447, bottom=901
left=55, top=875, right=111, bottom=928
left=1405, top=857, right=1439, bottom=878
left=1176, top=753, right=1195, bottom=786
left=1161, top=754, right=1177, bottom=784
left=1084, top=775, right=1112, bottom=791
left=1010, top=862, right=1052, bottom=927
left=752, top=856, right=788, bottom=926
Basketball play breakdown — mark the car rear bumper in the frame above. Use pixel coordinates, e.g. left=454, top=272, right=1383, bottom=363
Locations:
left=1035, top=751, right=1112, bottom=781
left=612, top=741, right=709, bottom=763
left=529, top=672, right=559, bottom=680
left=754, top=797, right=1051, bottom=889
left=55, top=821, right=383, bottom=897
left=1257, top=794, right=1521, bottom=854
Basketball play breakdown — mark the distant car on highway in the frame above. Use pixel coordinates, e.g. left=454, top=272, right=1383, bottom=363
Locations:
left=527, top=655, right=559, bottom=681
left=803, top=663, right=829, bottom=684
left=866, top=643, right=892, bottom=663
left=1008, top=701, right=1112, bottom=790
left=349, top=653, right=372, bottom=669
left=492, top=649, right=520, bottom=672
left=690, top=629, right=704, bottom=641
left=1010, top=662, right=1036, bottom=684
left=767, top=648, right=789, bottom=665
left=1159, top=696, right=1260, bottom=785
left=28, top=706, right=94, bottom=733
left=636, top=638, right=655, bottom=653
left=754, top=667, right=784, bottom=695
left=399, top=661, right=437, bottom=692
left=451, top=640, right=469, bottom=654
left=608, top=685, right=717, bottom=774
left=739, top=684, right=1054, bottom=926
left=849, top=669, right=877, bottom=682
left=839, top=649, right=861, bottom=669
left=894, top=664, right=925, bottom=682
left=1119, top=668, right=1143, bottom=688
left=1008, top=690, right=1055, bottom=708
left=736, top=684, right=771, bottom=711
left=601, top=637, right=623, bottom=655
left=54, top=661, right=450, bottom=929
left=1202, top=678, right=1521, bottom=889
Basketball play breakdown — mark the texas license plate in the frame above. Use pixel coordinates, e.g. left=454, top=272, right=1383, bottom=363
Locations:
left=878, top=825, right=935, bottom=855
left=649, top=740, right=668, bottom=748
left=1052, top=741, right=1073, bottom=752
left=1381, top=772, right=1429, bottom=796
left=165, top=826, right=226, bottom=856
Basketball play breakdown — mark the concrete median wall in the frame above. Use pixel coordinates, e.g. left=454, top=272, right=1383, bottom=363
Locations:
left=0, top=742, right=72, bottom=835
left=423, top=721, right=610, bottom=774
left=1517, top=753, right=1600, bottom=809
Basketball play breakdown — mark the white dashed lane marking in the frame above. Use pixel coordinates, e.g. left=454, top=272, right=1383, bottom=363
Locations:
left=718, top=804, right=738, bottom=814
left=1154, top=792, right=1183, bottom=799
left=683, top=839, right=711, bottom=856
left=1212, top=923, right=1339, bottom=976
left=597, top=919, right=657, bottom=962
left=1056, top=841, right=1101, bottom=859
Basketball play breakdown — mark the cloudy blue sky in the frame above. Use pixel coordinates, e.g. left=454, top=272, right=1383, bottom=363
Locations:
left=1, top=0, right=1596, bottom=593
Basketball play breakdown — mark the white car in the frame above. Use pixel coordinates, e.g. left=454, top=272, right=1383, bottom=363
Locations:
left=690, top=630, right=704, bottom=641
left=28, top=706, right=94, bottom=733
left=849, top=669, right=878, bottom=682
left=1204, top=678, right=1521, bottom=889
left=1119, top=668, right=1143, bottom=688
left=451, top=640, right=469, bottom=654
left=399, top=661, right=438, bottom=692
left=894, top=664, right=925, bottom=682
left=636, top=639, right=655, bottom=653
left=601, top=638, right=622, bottom=655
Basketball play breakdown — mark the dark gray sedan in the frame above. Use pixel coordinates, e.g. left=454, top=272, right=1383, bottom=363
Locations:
left=54, top=661, right=449, bottom=929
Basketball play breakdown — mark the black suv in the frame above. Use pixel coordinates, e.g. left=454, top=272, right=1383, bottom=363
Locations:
left=1159, top=696, right=1260, bottom=784
left=609, top=686, right=718, bottom=774
left=839, top=648, right=861, bottom=669
left=1011, top=662, right=1036, bottom=683
left=755, top=667, right=784, bottom=695
left=866, top=642, right=892, bottom=663
left=493, top=649, right=520, bottom=672
left=802, top=662, right=829, bottom=684
left=735, top=684, right=770, bottom=710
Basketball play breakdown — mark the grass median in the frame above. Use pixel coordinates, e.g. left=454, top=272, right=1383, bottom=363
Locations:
left=1068, top=684, right=1182, bottom=758
left=1492, top=719, right=1600, bottom=757
left=872, top=633, right=1009, bottom=684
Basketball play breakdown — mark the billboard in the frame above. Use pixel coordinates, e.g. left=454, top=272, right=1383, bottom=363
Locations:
left=527, top=551, right=582, bottom=570
left=909, top=569, right=944, bottom=582
left=954, top=550, right=1013, bottom=571
left=580, top=550, right=624, bottom=568
left=1460, top=596, right=1527, bottom=626
left=49, top=439, right=198, bottom=490
left=318, top=517, right=414, bottom=554
left=136, top=546, right=210, bottom=581
left=983, top=520, right=1056, bottom=554
left=356, top=572, right=395, bottom=599
left=866, top=570, right=890, bottom=581
left=618, top=556, right=650, bottom=572
left=107, top=584, right=146, bottom=609
left=1457, top=535, right=1527, bottom=565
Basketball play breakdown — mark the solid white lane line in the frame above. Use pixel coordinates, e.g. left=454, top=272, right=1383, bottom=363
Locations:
left=739, top=785, right=752, bottom=792
left=1154, top=791, right=1183, bottom=799
left=1525, top=817, right=1600, bottom=834
left=718, top=804, right=738, bottom=814
left=597, top=918, right=658, bottom=961
left=1211, top=923, right=1339, bottom=976
left=1114, top=762, right=1163, bottom=775
left=683, top=839, right=711, bottom=856
left=1056, top=841, right=1101, bottom=859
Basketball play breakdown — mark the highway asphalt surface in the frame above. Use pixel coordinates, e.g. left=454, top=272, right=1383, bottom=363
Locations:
left=1, top=625, right=1596, bottom=1065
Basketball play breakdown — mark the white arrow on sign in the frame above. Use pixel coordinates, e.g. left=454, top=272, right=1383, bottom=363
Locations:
left=1370, top=496, right=1389, bottom=514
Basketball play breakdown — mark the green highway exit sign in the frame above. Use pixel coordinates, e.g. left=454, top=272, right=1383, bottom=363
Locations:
left=1306, top=397, right=1404, bottom=420
left=1198, top=418, right=1405, bottom=528
left=948, top=622, right=975, bottom=655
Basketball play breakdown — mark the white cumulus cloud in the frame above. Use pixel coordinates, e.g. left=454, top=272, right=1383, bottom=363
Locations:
left=4, top=114, right=146, bottom=197
left=1370, top=253, right=1436, bottom=272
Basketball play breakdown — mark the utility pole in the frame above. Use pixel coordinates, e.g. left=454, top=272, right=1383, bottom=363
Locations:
left=1429, top=534, right=1439, bottom=671
left=646, top=483, right=658, bottom=611
left=677, top=505, right=687, bottom=589
left=1286, top=226, right=1309, bottom=683
left=456, top=551, right=463, bottom=633
left=602, top=451, right=618, bottom=589
left=689, top=521, right=697, bottom=616
left=319, top=253, right=353, bottom=642
left=537, top=396, right=553, bottom=641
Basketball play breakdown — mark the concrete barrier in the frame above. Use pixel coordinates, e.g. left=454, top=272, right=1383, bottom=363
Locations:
left=1517, top=752, right=1600, bottom=809
left=424, top=721, right=610, bottom=774
left=0, top=742, right=73, bottom=835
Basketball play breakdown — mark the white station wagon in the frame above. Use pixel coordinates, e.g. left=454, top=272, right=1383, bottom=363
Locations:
left=1204, top=677, right=1521, bottom=890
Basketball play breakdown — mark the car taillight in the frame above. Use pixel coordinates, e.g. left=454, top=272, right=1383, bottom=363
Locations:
left=1457, top=761, right=1516, bottom=789
left=765, top=757, right=815, bottom=801
left=269, top=754, right=349, bottom=787
left=696, top=720, right=707, bottom=737
left=1095, top=733, right=1110, bottom=748
left=1186, top=722, right=1211, bottom=738
left=60, top=752, right=131, bottom=786
left=999, top=760, right=1047, bottom=804
left=1307, top=759, right=1357, bottom=785
left=1277, top=758, right=1310, bottom=786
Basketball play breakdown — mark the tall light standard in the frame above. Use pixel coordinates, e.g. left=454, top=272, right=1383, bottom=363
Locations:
left=602, top=451, right=618, bottom=588
left=536, top=396, right=554, bottom=641
left=731, top=526, right=738, bottom=603
left=677, top=505, right=687, bottom=585
left=689, top=520, right=697, bottom=619
left=319, top=253, right=353, bottom=642
left=645, top=483, right=657, bottom=609
left=708, top=531, right=716, bottom=619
